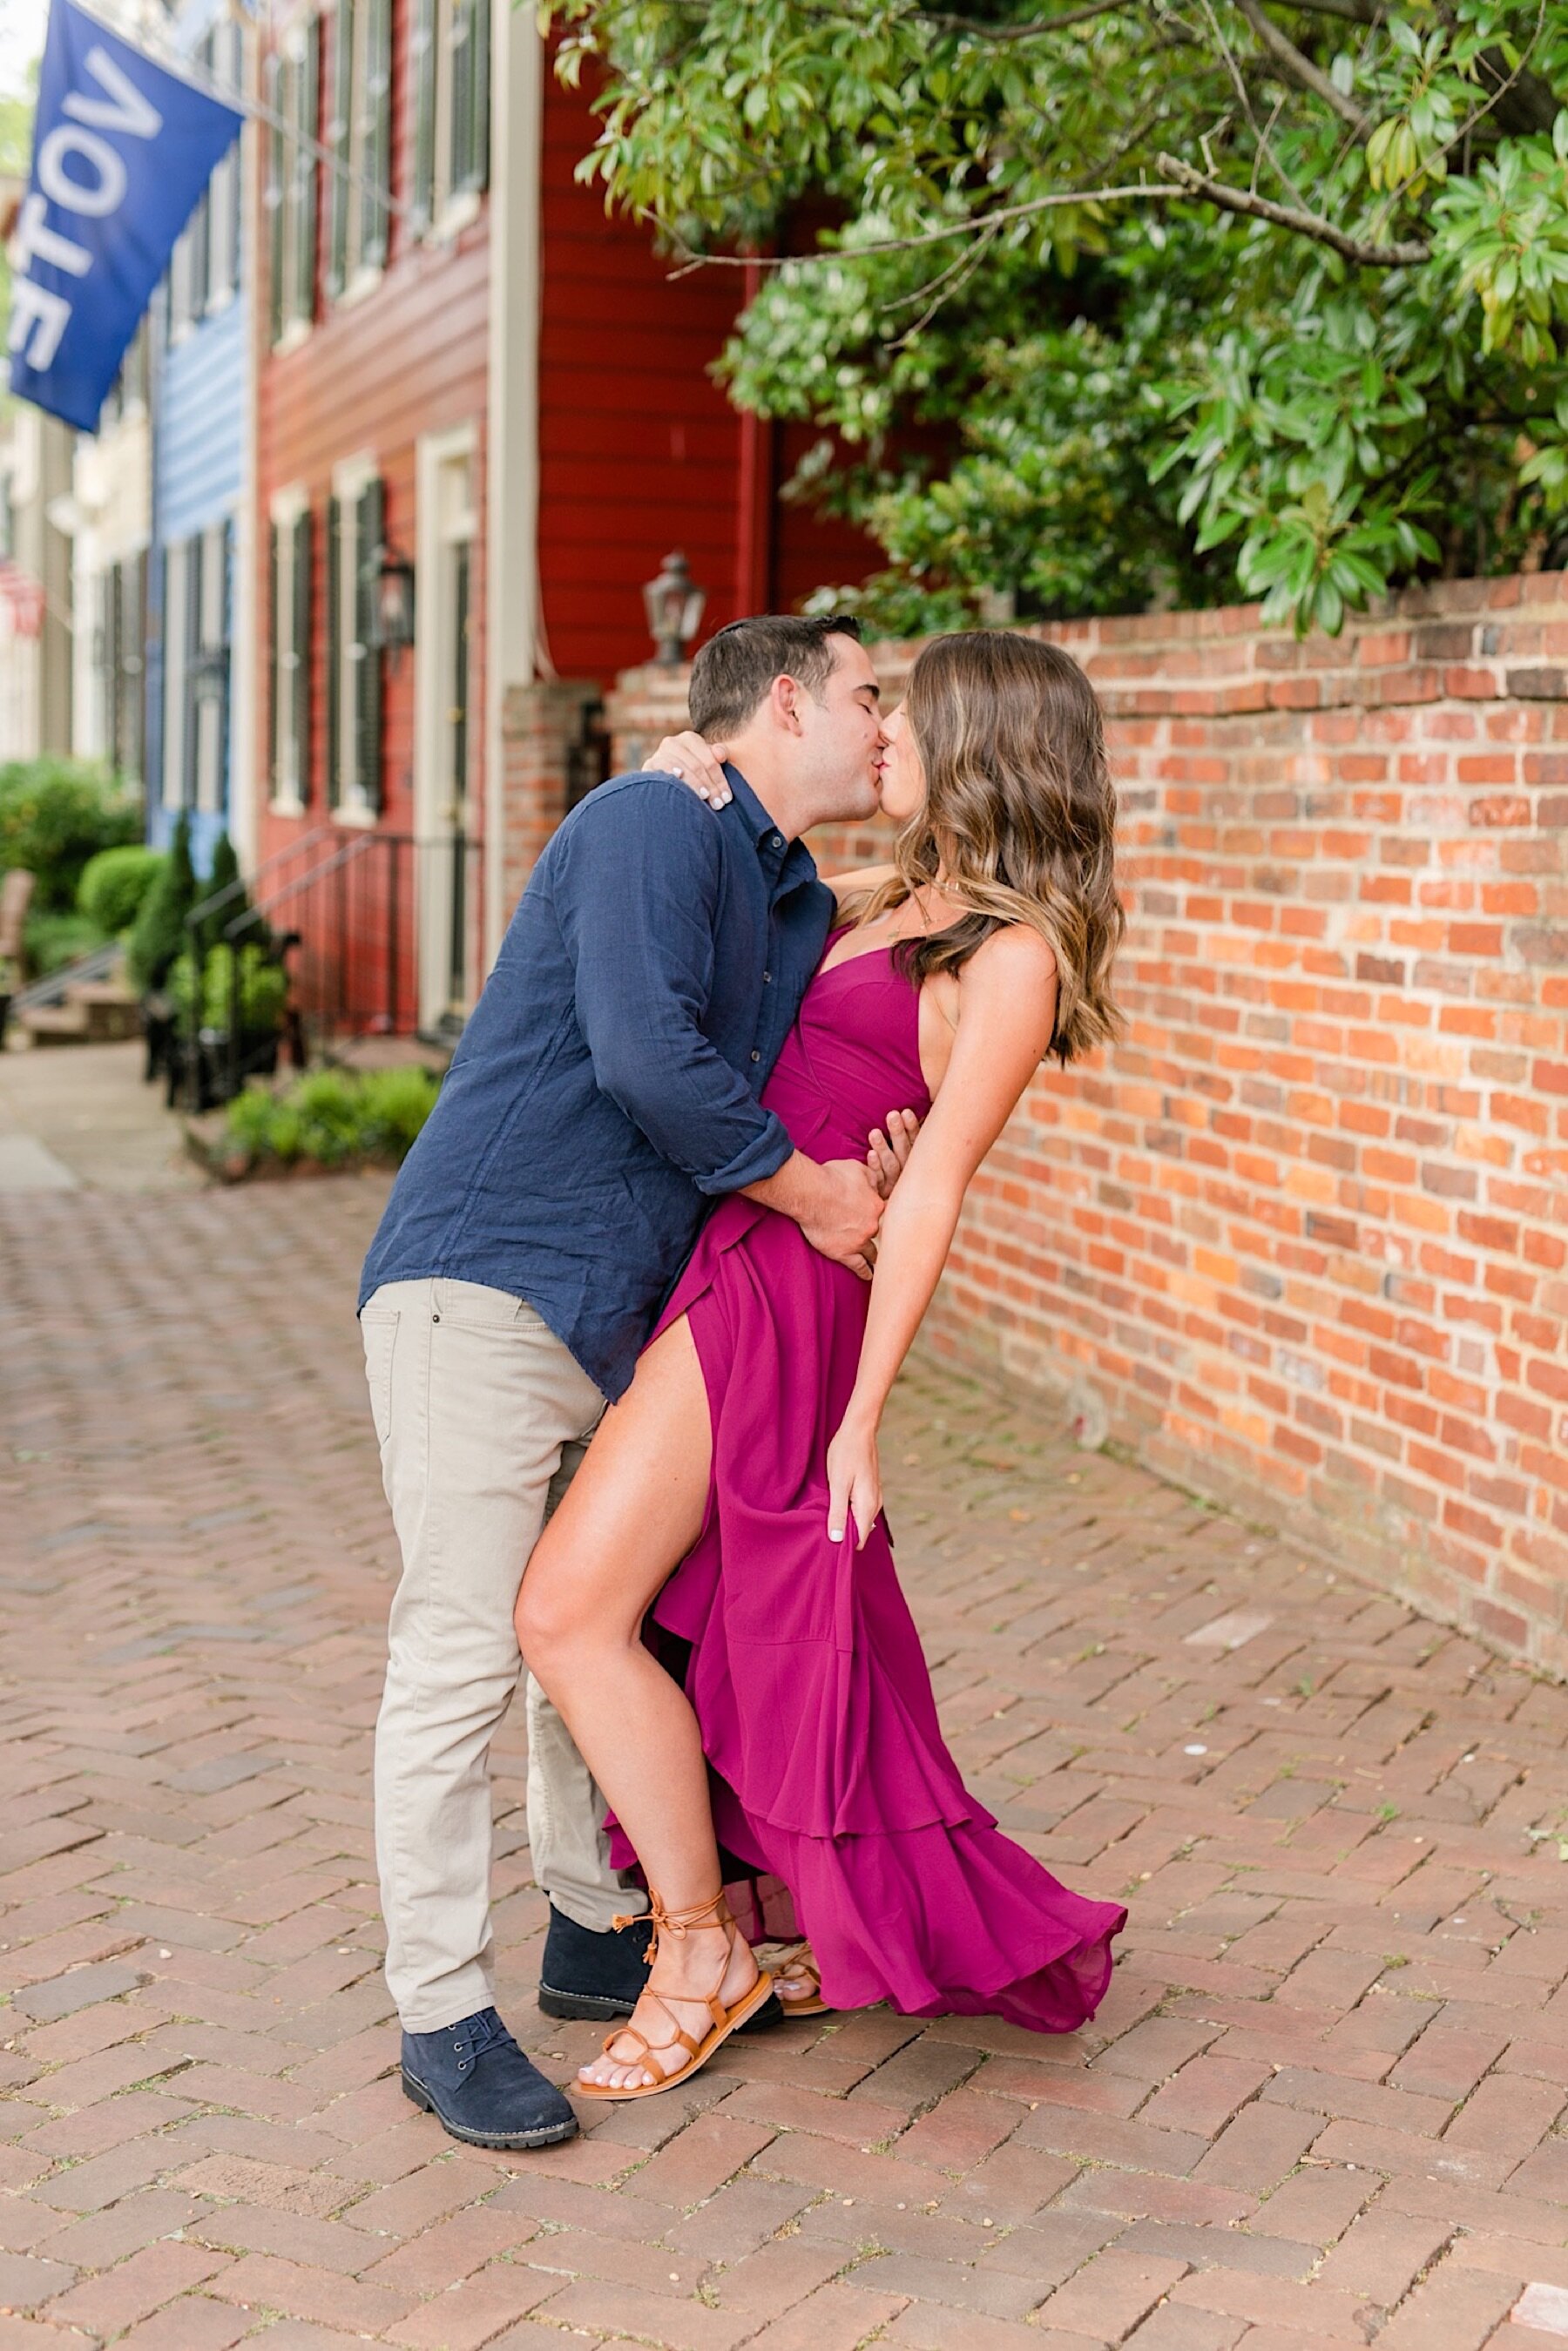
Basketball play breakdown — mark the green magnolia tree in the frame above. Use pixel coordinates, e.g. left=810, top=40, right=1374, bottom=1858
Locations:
left=546, top=0, right=1568, bottom=632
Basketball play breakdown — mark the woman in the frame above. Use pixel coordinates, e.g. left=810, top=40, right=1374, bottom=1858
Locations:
left=517, top=632, right=1128, bottom=2098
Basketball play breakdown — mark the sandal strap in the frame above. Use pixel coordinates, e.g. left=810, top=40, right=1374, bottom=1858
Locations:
left=599, top=1996, right=701, bottom=2075
left=623, top=1886, right=733, bottom=1975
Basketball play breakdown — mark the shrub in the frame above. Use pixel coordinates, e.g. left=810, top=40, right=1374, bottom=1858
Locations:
left=24, top=909, right=105, bottom=975
left=357, top=1065, right=442, bottom=1160
left=128, top=812, right=197, bottom=990
left=220, top=1064, right=440, bottom=1173
left=0, top=759, right=139, bottom=913
left=167, top=940, right=287, bottom=1034
left=78, top=844, right=165, bottom=938
left=198, top=833, right=246, bottom=955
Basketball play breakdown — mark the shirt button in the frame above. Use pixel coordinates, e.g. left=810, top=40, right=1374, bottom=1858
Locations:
left=763, top=970, right=772, bottom=984
left=771, top=834, right=783, bottom=849
left=750, top=1050, right=760, bottom=1063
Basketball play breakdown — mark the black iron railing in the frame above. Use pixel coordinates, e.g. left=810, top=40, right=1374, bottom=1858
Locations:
left=179, top=830, right=483, bottom=1110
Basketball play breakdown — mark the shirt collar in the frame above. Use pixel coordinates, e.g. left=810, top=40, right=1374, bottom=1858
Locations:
left=721, top=764, right=784, bottom=851
left=723, top=763, right=820, bottom=895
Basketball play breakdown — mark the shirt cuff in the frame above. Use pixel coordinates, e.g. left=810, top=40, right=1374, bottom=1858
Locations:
left=692, top=1110, right=794, bottom=1197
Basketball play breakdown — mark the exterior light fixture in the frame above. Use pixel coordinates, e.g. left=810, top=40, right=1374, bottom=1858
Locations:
left=642, top=550, right=706, bottom=666
left=368, top=540, right=416, bottom=659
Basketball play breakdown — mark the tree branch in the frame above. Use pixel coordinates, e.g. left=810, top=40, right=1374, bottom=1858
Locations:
left=666, top=179, right=1189, bottom=273
left=666, top=152, right=1428, bottom=284
left=1282, top=0, right=1382, bottom=20
left=912, top=0, right=1135, bottom=35
left=1473, top=49, right=1560, bottom=138
left=1232, top=0, right=1371, bottom=136
left=1155, top=150, right=1428, bottom=261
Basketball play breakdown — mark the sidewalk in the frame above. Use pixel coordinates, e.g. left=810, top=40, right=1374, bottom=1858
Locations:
left=3, top=1173, right=1567, bottom=2351
left=0, top=1042, right=199, bottom=1193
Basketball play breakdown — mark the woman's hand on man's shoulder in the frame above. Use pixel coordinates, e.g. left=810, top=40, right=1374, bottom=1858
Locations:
left=646, top=730, right=733, bottom=806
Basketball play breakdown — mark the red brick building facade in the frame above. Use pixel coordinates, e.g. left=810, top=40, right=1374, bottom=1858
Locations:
left=252, top=10, right=874, bottom=1034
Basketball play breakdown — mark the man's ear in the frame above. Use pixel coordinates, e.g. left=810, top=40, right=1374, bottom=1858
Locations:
left=770, top=672, right=803, bottom=734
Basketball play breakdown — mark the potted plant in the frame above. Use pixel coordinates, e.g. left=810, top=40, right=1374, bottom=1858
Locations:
left=166, top=940, right=289, bottom=1109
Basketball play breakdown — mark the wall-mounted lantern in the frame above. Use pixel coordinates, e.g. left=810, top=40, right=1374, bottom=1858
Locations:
left=642, top=550, right=706, bottom=667
left=367, top=541, right=416, bottom=662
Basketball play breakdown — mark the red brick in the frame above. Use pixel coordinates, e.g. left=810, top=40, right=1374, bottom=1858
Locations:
left=115, top=2300, right=253, bottom=2351
left=204, top=2253, right=416, bottom=2334
left=630, top=2112, right=779, bottom=2207
left=44, top=2243, right=233, bottom=2332
left=1372, top=2253, right=1521, bottom=2348
left=743, top=2283, right=911, bottom=2351
left=1037, top=2252, right=1191, bottom=2338
left=383, top=2261, right=558, bottom=2350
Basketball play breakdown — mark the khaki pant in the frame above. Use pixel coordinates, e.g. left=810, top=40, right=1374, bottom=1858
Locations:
left=362, top=1276, right=646, bottom=2034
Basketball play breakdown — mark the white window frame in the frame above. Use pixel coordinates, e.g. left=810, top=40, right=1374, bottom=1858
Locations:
left=412, top=0, right=487, bottom=242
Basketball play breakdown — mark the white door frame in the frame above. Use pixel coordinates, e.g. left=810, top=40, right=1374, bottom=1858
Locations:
left=414, top=422, right=478, bottom=1031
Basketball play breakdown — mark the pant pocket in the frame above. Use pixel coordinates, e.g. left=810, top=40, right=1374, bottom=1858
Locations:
left=362, top=1307, right=401, bottom=1451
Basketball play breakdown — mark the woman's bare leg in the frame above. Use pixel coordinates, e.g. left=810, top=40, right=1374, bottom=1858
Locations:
left=515, top=1315, right=758, bottom=2090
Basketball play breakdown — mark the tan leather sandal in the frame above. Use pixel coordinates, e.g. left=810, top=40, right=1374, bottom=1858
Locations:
left=775, top=1944, right=829, bottom=2018
left=575, top=1889, right=774, bottom=2103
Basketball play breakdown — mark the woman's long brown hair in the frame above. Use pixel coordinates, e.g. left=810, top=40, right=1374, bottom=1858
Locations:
left=843, top=632, right=1125, bottom=1064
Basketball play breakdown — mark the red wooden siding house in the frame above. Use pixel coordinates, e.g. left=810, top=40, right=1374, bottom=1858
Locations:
left=253, top=10, right=873, bottom=1044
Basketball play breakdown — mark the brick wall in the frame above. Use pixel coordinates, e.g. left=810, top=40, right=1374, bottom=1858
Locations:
left=607, top=584, right=1568, bottom=1675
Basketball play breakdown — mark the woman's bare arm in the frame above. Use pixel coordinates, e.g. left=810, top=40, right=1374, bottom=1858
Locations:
left=826, top=926, right=1058, bottom=1544
left=822, top=863, right=899, bottom=909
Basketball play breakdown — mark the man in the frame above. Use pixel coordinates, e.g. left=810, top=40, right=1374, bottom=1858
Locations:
left=360, top=614, right=904, bottom=2149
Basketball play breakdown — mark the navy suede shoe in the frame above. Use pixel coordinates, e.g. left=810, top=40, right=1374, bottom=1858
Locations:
left=537, top=1903, right=784, bottom=2031
left=538, top=1905, right=653, bottom=2020
left=402, top=2007, right=577, bottom=2149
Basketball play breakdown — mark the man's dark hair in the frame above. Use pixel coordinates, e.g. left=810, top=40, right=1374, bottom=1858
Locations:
left=687, top=613, right=863, bottom=737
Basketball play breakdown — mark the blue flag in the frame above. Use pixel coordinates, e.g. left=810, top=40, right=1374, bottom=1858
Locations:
left=8, top=0, right=242, bottom=432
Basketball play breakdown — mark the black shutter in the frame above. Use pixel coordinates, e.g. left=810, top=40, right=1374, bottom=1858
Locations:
left=109, top=564, right=125, bottom=774
left=325, top=494, right=341, bottom=807
left=265, top=53, right=284, bottom=342
left=409, top=0, right=436, bottom=229
left=362, top=0, right=392, bottom=268
left=190, top=33, right=213, bottom=315
left=451, top=0, right=475, bottom=195
left=355, top=478, right=385, bottom=811
left=182, top=536, right=203, bottom=812
left=267, top=519, right=280, bottom=797
left=294, top=16, right=321, bottom=328
left=96, top=569, right=113, bottom=755
left=222, top=24, right=243, bottom=297
left=293, top=509, right=313, bottom=807
left=324, top=0, right=350, bottom=299
left=128, top=549, right=147, bottom=786
left=216, top=521, right=233, bottom=822
left=468, top=0, right=490, bottom=195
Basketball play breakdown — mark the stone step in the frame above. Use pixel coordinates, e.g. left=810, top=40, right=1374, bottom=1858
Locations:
left=64, top=982, right=141, bottom=1042
left=17, top=1003, right=90, bottom=1046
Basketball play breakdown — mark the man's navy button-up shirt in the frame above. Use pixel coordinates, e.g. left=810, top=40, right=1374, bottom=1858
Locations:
left=359, top=766, right=835, bottom=1401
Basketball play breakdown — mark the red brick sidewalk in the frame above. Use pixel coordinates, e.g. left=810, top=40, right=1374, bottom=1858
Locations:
left=4, top=1180, right=1568, bottom=2351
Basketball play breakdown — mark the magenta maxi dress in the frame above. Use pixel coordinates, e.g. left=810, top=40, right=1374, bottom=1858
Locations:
left=638, top=942, right=1126, bottom=2030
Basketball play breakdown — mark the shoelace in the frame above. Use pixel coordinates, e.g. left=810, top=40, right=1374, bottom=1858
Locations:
left=450, top=2010, right=518, bottom=2075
